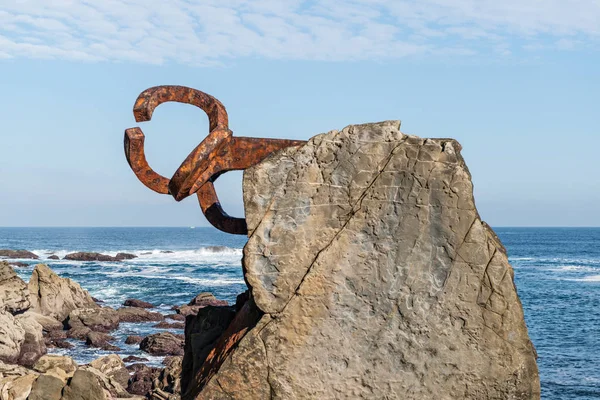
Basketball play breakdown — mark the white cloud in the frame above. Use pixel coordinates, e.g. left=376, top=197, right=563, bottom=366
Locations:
left=0, top=0, right=598, bottom=65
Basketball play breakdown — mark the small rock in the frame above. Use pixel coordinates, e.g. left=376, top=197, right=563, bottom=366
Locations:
left=9, top=261, right=28, bottom=267
left=63, top=252, right=115, bottom=261
left=124, top=298, right=154, bottom=308
left=51, top=340, right=73, bottom=349
left=160, top=250, right=174, bottom=254
left=91, top=297, right=104, bottom=303
left=123, top=355, right=148, bottom=363
left=0, top=249, right=39, bottom=259
left=67, top=327, right=91, bottom=340
left=173, top=292, right=228, bottom=316
left=48, top=255, right=60, bottom=260
left=46, top=330, right=67, bottom=340
left=86, top=331, right=120, bottom=351
left=140, top=332, right=184, bottom=356
left=125, top=335, right=143, bottom=345
left=117, top=307, right=164, bottom=323
left=154, top=321, right=185, bottom=329
left=114, top=252, right=137, bottom=261
left=166, top=313, right=186, bottom=321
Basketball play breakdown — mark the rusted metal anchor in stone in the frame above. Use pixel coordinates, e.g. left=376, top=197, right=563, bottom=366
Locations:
left=124, top=85, right=305, bottom=235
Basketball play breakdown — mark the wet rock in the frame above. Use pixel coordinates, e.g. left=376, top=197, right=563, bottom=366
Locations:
left=166, top=313, right=186, bottom=321
left=49, top=339, right=73, bottom=349
left=117, top=307, right=164, bottom=323
left=63, top=252, right=114, bottom=262
left=8, top=261, right=28, bottom=268
left=89, top=354, right=130, bottom=389
left=123, top=355, right=148, bottom=363
left=91, top=297, right=104, bottom=303
left=125, top=335, right=143, bottom=345
left=160, top=251, right=174, bottom=254
left=114, top=252, right=137, bottom=261
left=154, top=321, right=185, bottom=329
left=174, top=293, right=228, bottom=317
left=127, top=365, right=161, bottom=396
left=47, top=255, right=60, bottom=260
left=86, top=332, right=120, bottom=351
left=140, top=332, right=184, bottom=356
left=0, top=249, right=38, bottom=259
left=66, top=307, right=119, bottom=332
left=66, top=327, right=91, bottom=340
left=124, top=298, right=154, bottom=308
left=0, top=261, right=31, bottom=313
left=28, top=263, right=98, bottom=321
left=187, top=121, right=540, bottom=399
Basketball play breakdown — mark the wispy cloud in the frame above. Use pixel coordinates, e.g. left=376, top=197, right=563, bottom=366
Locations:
left=0, top=0, right=598, bottom=65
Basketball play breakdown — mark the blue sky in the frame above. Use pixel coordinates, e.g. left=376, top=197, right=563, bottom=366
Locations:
left=0, top=0, right=598, bottom=227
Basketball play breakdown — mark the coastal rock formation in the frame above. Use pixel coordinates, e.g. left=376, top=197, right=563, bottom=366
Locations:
left=0, top=261, right=31, bottom=313
left=0, top=249, right=38, bottom=259
left=0, top=310, right=25, bottom=364
left=140, top=332, right=184, bottom=356
left=28, top=263, right=98, bottom=321
left=174, top=293, right=228, bottom=317
left=118, top=306, right=164, bottom=323
left=66, top=307, right=120, bottom=332
left=63, top=252, right=137, bottom=262
left=124, top=298, right=155, bottom=308
left=185, top=121, right=539, bottom=399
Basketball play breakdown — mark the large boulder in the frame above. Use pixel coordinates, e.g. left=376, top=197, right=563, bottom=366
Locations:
left=140, top=332, right=184, bottom=356
left=0, top=261, right=31, bottom=314
left=117, top=307, right=164, bottom=323
left=66, top=307, right=119, bottom=332
left=0, top=310, right=25, bottom=364
left=0, top=249, right=38, bottom=259
left=14, top=312, right=46, bottom=366
left=185, top=121, right=540, bottom=399
left=88, top=354, right=130, bottom=389
left=27, top=263, right=98, bottom=321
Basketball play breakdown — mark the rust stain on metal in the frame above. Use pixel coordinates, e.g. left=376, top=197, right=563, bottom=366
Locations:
left=124, top=85, right=305, bottom=235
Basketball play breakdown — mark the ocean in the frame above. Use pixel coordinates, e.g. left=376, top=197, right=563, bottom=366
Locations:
left=0, top=227, right=598, bottom=399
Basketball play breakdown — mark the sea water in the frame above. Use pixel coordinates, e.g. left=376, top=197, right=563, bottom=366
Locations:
left=0, top=227, right=598, bottom=399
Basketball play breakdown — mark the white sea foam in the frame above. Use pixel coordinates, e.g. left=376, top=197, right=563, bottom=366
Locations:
left=548, top=265, right=597, bottom=273
left=30, top=246, right=243, bottom=265
left=569, top=275, right=600, bottom=282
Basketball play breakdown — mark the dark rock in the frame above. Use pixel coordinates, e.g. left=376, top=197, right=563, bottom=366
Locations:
left=9, top=261, right=28, bottom=267
left=0, top=249, right=38, bottom=259
left=167, top=313, right=186, bottom=321
left=174, top=292, right=229, bottom=317
left=48, top=255, right=60, bottom=260
left=85, top=331, right=118, bottom=350
left=160, top=250, right=174, bottom=254
left=67, top=327, right=92, bottom=340
left=124, top=298, right=154, bottom=308
left=117, top=307, right=164, bottom=323
left=46, top=330, right=67, bottom=340
left=114, top=252, right=137, bottom=261
left=140, top=332, right=184, bottom=356
left=125, top=335, right=143, bottom=345
left=63, top=252, right=115, bottom=262
left=127, top=365, right=161, bottom=395
left=91, top=297, right=104, bottom=303
left=154, top=321, right=185, bottom=329
left=51, top=339, right=73, bottom=349
left=181, top=305, right=237, bottom=394
left=66, top=307, right=119, bottom=332
left=235, top=290, right=250, bottom=311
left=152, top=355, right=183, bottom=398
left=123, top=355, right=148, bottom=363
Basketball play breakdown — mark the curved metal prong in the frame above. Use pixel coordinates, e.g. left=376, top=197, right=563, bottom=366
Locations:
left=124, top=127, right=170, bottom=194
left=196, top=181, right=247, bottom=235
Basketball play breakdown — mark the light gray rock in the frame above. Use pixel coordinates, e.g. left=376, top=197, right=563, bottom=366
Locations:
left=0, top=261, right=31, bottom=314
left=27, top=264, right=98, bottom=322
left=189, top=121, right=540, bottom=399
left=0, top=310, right=25, bottom=364
left=14, top=312, right=46, bottom=366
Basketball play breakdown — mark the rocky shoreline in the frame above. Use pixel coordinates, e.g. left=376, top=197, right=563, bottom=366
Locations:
left=0, top=258, right=233, bottom=399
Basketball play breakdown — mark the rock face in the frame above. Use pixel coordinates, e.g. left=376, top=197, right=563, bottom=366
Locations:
left=28, top=264, right=98, bottom=322
left=0, top=261, right=31, bottom=313
left=66, top=307, right=120, bottom=332
left=186, top=121, right=540, bottom=399
left=140, top=332, right=184, bottom=356
left=63, top=252, right=137, bottom=262
left=0, top=249, right=38, bottom=259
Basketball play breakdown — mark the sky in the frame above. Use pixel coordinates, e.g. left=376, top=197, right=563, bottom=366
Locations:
left=0, top=0, right=598, bottom=227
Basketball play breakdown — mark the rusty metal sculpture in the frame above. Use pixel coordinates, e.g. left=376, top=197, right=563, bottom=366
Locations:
left=124, top=86, right=305, bottom=235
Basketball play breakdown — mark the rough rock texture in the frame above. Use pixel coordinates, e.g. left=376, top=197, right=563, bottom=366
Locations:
left=140, top=332, right=184, bottom=356
left=66, top=307, right=120, bottom=332
left=124, top=298, right=155, bottom=308
left=0, top=261, right=31, bottom=313
left=13, top=312, right=46, bottom=367
left=0, top=310, right=25, bottom=364
left=0, top=250, right=38, bottom=259
left=63, top=252, right=137, bottom=262
left=89, top=355, right=130, bottom=388
left=187, top=121, right=540, bottom=399
left=118, top=307, right=165, bottom=323
left=174, top=293, right=228, bottom=317
left=28, top=264, right=98, bottom=321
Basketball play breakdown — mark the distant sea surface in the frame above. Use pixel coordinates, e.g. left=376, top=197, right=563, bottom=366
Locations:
left=0, top=227, right=598, bottom=399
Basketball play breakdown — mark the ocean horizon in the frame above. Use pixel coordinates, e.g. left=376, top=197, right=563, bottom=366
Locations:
left=1, top=226, right=598, bottom=399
